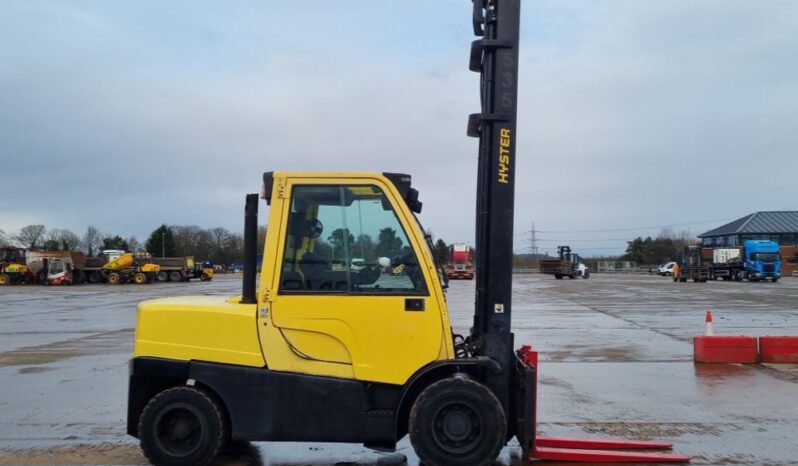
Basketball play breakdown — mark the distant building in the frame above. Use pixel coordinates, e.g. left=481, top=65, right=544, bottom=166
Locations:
left=699, top=212, right=798, bottom=276
left=699, top=211, right=798, bottom=247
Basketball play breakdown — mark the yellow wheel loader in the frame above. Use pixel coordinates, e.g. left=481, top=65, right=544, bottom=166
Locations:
left=0, top=247, right=30, bottom=286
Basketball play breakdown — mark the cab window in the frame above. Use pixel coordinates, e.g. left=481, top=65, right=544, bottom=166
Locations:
left=280, top=184, right=427, bottom=295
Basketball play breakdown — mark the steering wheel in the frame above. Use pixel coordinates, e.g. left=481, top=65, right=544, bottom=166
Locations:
left=305, top=219, right=324, bottom=239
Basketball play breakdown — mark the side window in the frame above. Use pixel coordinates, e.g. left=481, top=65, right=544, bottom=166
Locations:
left=280, top=184, right=428, bottom=295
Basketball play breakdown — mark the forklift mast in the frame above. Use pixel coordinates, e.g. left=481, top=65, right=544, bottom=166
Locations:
left=467, top=0, right=521, bottom=407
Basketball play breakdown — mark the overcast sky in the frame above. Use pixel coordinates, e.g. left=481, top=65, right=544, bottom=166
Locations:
left=2, top=1, right=797, bottom=256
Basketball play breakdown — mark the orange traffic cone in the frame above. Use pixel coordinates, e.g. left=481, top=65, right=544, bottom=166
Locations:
left=705, top=310, right=714, bottom=336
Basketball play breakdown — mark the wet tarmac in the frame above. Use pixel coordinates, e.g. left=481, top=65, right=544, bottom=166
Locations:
left=1, top=274, right=797, bottom=465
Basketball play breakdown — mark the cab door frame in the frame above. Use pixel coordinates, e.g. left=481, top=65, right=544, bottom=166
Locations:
left=257, top=173, right=454, bottom=385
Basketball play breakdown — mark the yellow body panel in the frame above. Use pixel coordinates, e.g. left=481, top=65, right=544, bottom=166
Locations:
left=133, top=172, right=454, bottom=386
left=104, top=253, right=160, bottom=273
left=133, top=296, right=264, bottom=367
left=4, top=264, right=28, bottom=273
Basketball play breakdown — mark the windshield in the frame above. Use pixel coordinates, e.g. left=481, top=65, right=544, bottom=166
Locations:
left=48, top=261, right=65, bottom=274
left=753, top=252, right=779, bottom=262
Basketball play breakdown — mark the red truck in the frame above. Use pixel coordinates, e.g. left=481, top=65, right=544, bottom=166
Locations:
left=446, top=243, right=475, bottom=280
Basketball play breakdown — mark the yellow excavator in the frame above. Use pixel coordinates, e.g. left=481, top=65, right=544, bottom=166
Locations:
left=102, top=253, right=160, bottom=285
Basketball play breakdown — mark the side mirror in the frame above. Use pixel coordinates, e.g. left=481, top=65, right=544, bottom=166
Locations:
left=378, top=257, right=391, bottom=268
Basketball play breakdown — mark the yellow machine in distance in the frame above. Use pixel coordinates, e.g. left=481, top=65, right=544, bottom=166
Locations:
left=0, top=247, right=30, bottom=286
left=103, top=253, right=160, bottom=285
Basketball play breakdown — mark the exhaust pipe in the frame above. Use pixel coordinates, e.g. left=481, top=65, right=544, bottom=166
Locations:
left=240, top=193, right=259, bottom=304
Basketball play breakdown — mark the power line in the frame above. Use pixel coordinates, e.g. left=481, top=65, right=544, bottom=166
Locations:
left=522, top=217, right=729, bottom=235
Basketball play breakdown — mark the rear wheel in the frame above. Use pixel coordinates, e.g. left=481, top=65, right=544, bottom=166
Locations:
left=158, top=271, right=169, bottom=282
left=409, top=377, right=505, bottom=466
left=107, top=272, right=121, bottom=285
left=0, top=274, right=9, bottom=286
left=134, top=273, right=147, bottom=285
left=88, top=272, right=102, bottom=284
left=139, top=387, right=226, bottom=466
left=169, top=271, right=183, bottom=282
left=554, top=274, right=563, bottom=280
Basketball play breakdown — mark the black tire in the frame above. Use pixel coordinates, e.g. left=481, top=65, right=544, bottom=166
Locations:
left=138, top=387, right=226, bottom=466
left=158, top=271, right=169, bottom=282
left=554, top=274, right=563, bottom=280
left=169, top=271, right=183, bottom=282
left=772, top=277, right=779, bottom=283
left=88, top=271, right=101, bottom=284
left=583, top=270, right=590, bottom=279
left=409, top=377, right=505, bottom=466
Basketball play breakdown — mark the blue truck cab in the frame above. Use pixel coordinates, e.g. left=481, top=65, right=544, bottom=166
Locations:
left=744, top=240, right=781, bottom=281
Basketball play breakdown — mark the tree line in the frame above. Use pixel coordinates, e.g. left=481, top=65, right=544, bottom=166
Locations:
left=1, top=224, right=257, bottom=266
left=619, top=229, right=698, bottom=265
left=2, top=223, right=457, bottom=268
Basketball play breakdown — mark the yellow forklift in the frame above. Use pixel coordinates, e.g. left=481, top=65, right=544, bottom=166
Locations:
left=127, top=2, right=688, bottom=465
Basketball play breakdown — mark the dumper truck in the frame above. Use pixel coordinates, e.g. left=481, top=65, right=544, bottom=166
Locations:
left=445, top=243, right=475, bottom=279
left=709, top=240, right=781, bottom=282
left=152, top=257, right=196, bottom=282
left=103, top=253, right=160, bottom=285
left=0, top=247, right=30, bottom=285
left=539, top=245, right=589, bottom=279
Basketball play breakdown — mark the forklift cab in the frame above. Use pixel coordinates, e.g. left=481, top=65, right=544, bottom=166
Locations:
left=47, top=260, right=73, bottom=285
left=0, top=247, right=27, bottom=265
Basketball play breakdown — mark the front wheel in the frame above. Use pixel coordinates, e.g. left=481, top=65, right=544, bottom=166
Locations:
left=107, top=272, right=121, bottom=285
left=409, top=377, right=506, bottom=466
left=138, top=387, right=226, bottom=466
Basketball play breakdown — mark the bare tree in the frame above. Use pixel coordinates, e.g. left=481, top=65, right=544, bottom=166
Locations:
left=44, top=229, right=81, bottom=251
left=127, top=235, right=140, bottom=253
left=82, top=225, right=103, bottom=256
left=0, top=229, right=9, bottom=247
left=58, top=229, right=82, bottom=251
left=16, top=224, right=46, bottom=248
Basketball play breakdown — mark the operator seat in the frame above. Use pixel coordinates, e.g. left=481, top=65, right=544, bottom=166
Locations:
left=298, top=251, right=348, bottom=291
